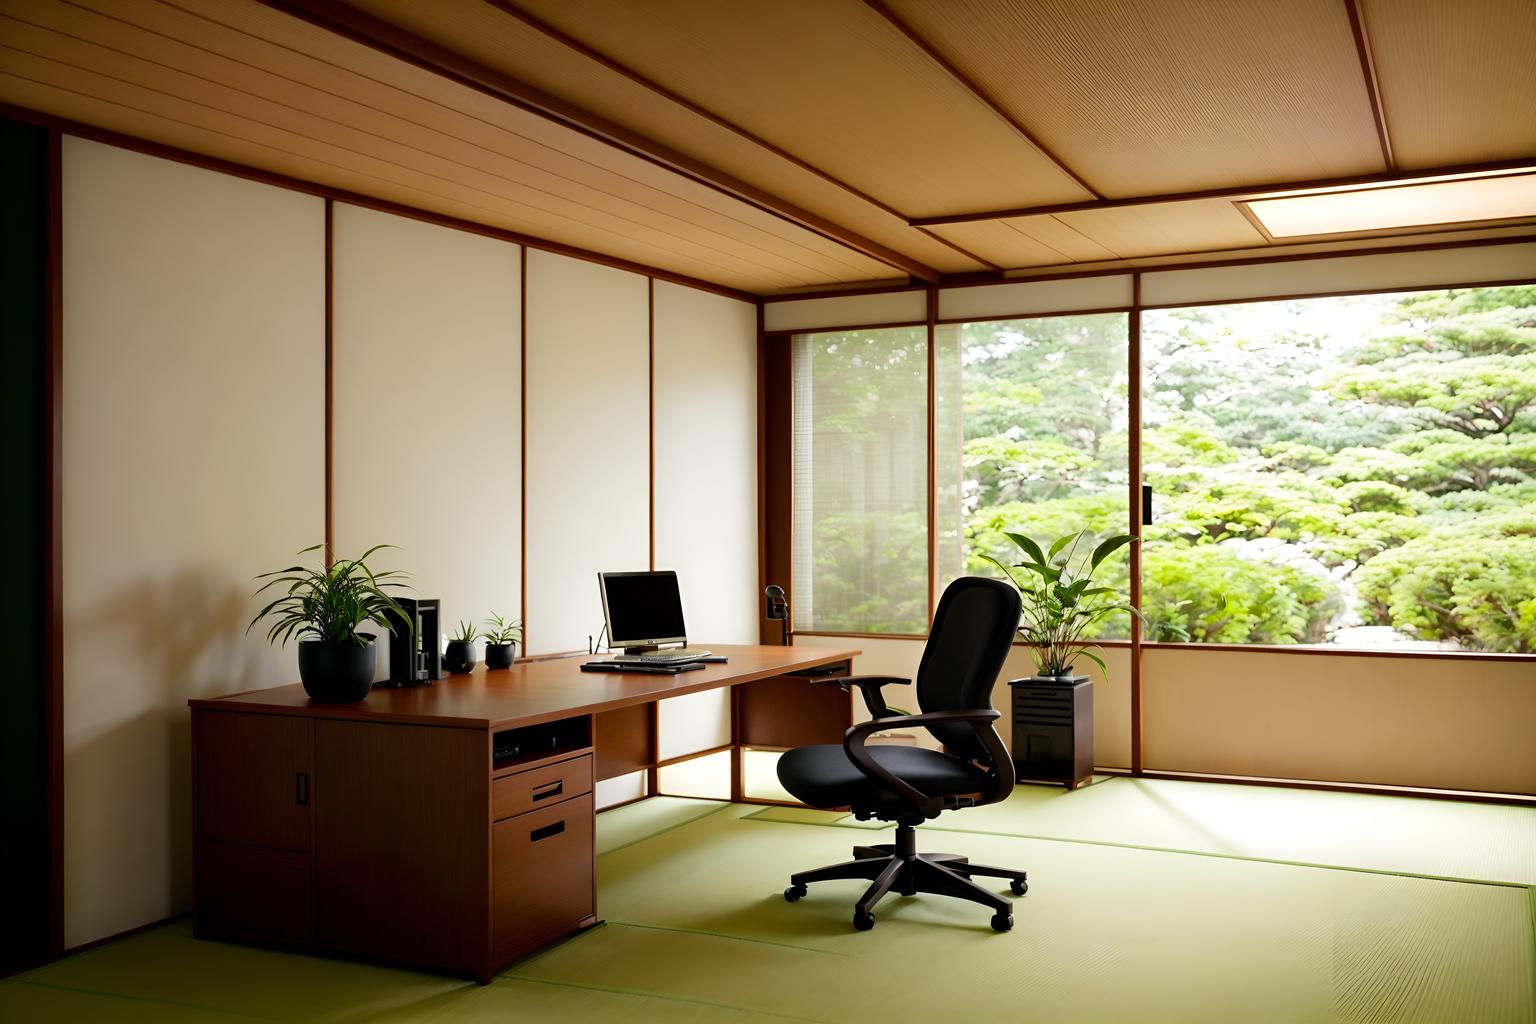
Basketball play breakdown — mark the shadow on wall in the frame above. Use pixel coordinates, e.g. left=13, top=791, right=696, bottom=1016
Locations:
left=68, top=567, right=276, bottom=926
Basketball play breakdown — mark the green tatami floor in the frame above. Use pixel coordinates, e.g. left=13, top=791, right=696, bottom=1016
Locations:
left=6, top=779, right=1534, bottom=1023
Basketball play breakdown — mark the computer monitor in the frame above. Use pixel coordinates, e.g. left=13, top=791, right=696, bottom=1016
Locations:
left=598, top=570, right=688, bottom=654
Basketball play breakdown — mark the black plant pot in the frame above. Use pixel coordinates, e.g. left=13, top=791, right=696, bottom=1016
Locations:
left=484, top=643, right=517, bottom=669
left=298, top=636, right=377, bottom=702
left=444, top=639, right=478, bottom=674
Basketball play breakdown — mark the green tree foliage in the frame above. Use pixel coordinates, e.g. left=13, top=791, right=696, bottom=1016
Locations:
left=801, top=286, right=1535, bottom=652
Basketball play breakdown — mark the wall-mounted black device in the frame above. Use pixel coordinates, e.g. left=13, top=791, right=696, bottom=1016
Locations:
left=387, top=597, right=441, bottom=686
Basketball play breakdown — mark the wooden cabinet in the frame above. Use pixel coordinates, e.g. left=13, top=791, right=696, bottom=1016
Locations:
left=193, top=710, right=314, bottom=944
left=194, top=710, right=312, bottom=851
left=313, top=721, right=488, bottom=971
left=493, top=791, right=595, bottom=961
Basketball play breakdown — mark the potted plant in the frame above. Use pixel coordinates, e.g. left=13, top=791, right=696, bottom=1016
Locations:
left=248, top=544, right=411, bottom=703
left=445, top=620, right=480, bottom=674
left=482, top=614, right=523, bottom=669
left=982, top=530, right=1137, bottom=682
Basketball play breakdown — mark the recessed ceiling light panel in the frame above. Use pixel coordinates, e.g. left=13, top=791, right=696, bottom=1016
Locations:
left=1243, top=172, right=1536, bottom=238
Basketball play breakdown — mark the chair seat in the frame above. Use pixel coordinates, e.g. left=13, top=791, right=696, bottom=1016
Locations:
left=777, top=744, right=990, bottom=809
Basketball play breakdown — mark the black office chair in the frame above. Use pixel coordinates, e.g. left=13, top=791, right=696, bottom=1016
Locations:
left=777, top=576, right=1027, bottom=932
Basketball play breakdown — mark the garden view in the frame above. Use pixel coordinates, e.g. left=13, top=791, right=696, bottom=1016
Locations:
left=795, top=285, right=1536, bottom=652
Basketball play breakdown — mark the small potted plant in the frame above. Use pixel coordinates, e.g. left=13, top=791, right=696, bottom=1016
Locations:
left=248, top=544, right=411, bottom=703
left=482, top=614, right=523, bottom=669
left=444, top=620, right=480, bottom=674
left=982, top=530, right=1137, bottom=682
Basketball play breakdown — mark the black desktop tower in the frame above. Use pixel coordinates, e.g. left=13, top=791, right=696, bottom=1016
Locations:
left=386, top=597, right=442, bottom=686
left=1009, top=677, right=1094, bottom=790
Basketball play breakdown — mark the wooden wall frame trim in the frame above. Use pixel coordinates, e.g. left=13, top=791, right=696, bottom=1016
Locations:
left=45, top=124, right=64, bottom=961
left=860, top=0, right=1103, bottom=201
left=648, top=278, right=655, bottom=571
left=763, top=231, right=1536, bottom=304
left=258, top=0, right=941, bottom=283
left=520, top=248, right=528, bottom=653
left=925, top=286, right=938, bottom=624
left=322, top=199, right=334, bottom=563
left=1097, top=768, right=1536, bottom=807
left=907, top=157, right=1536, bottom=227
left=1128, top=275, right=1144, bottom=775
left=0, top=103, right=757, bottom=304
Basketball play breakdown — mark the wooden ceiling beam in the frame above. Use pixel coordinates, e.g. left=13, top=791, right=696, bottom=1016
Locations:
left=860, top=0, right=1103, bottom=201
left=257, top=0, right=943, bottom=282
left=479, top=0, right=997, bottom=272
left=907, top=157, right=1536, bottom=226
left=1344, top=0, right=1395, bottom=171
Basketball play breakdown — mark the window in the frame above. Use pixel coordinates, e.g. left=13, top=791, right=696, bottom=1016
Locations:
left=788, top=284, right=1535, bottom=654
left=935, top=314, right=1132, bottom=637
left=1142, top=285, right=1536, bottom=652
left=791, top=326, right=928, bottom=633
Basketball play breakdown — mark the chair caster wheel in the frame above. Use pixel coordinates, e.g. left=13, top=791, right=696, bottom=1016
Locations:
left=853, top=910, right=876, bottom=931
left=991, top=912, right=1013, bottom=932
left=784, top=884, right=806, bottom=902
left=1010, top=879, right=1028, bottom=896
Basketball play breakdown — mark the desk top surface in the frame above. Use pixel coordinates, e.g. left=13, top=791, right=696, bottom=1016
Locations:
left=190, top=643, right=860, bottom=731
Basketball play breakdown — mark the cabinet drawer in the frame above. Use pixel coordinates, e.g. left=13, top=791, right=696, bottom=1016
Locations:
left=493, top=795, right=594, bottom=961
left=493, top=754, right=592, bottom=821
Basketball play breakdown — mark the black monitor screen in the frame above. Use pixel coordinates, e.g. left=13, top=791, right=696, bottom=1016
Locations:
left=600, top=571, right=687, bottom=646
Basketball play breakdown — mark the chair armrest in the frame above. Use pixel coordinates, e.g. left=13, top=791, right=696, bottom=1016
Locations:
left=841, top=709, right=1011, bottom=816
left=809, top=675, right=911, bottom=717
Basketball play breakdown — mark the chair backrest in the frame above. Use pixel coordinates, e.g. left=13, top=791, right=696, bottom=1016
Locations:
left=914, top=577, right=1022, bottom=760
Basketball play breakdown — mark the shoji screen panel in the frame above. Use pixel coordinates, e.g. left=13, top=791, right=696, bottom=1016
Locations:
left=763, top=289, right=926, bottom=332
left=525, top=251, right=649, bottom=655
left=1140, top=240, right=1536, bottom=307
left=652, top=282, right=758, bottom=643
left=61, top=138, right=324, bottom=947
left=331, top=205, right=521, bottom=671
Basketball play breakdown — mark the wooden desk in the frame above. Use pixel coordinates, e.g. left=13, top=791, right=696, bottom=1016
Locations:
left=188, top=643, right=858, bottom=982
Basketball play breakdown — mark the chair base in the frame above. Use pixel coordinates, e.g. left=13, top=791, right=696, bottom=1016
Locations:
left=783, top=824, right=1027, bottom=932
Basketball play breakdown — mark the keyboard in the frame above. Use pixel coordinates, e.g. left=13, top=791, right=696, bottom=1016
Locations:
left=612, top=647, right=713, bottom=665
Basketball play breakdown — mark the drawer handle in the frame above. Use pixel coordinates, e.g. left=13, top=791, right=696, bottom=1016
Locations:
left=530, top=820, right=565, bottom=843
left=296, top=772, right=309, bottom=806
left=532, top=780, right=564, bottom=801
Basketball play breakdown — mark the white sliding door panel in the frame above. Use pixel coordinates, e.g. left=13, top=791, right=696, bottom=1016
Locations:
left=652, top=282, right=758, bottom=644
left=525, top=252, right=649, bottom=655
left=331, top=205, right=521, bottom=671
left=61, top=138, right=325, bottom=947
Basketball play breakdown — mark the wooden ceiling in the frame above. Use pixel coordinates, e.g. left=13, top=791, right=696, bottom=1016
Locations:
left=2, top=0, right=1534, bottom=295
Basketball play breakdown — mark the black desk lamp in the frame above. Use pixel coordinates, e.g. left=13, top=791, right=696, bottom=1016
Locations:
left=765, top=584, right=790, bottom=646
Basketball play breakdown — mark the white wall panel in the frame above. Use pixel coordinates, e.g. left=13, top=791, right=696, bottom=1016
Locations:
left=1141, top=240, right=1536, bottom=307
left=652, top=282, right=758, bottom=644
left=763, top=288, right=925, bottom=332
left=656, top=690, right=732, bottom=762
left=61, top=138, right=324, bottom=947
left=939, top=274, right=1133, bottom=321
left=331, top=205, right=521, bottom=670
left=1143, top=648, right=1536, bottom=793
left=525, top=251, right=649, bottom=654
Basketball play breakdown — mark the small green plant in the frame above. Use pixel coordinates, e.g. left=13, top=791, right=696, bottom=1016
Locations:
left=248, top=544, right=410, bottom=647
left=483, top=614, right=524, bottom=646
left=981, top=530, right=1138, bottom=679
left=450, top=619, right=480, bottom=644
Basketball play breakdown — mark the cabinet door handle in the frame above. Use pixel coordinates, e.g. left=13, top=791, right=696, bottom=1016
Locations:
left=532, top=780, right=563, bottom=801
left=296, top=772, right=309, bottom=806
left=530, top=820, right=565, bottom=843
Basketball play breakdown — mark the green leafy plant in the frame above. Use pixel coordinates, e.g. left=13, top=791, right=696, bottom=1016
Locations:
left=981, top=530, right=1137, bottom=678
left=482, top=614, right=524, bottom=646
left=450, top=619, right=481, bottom=644
left=248, top=544, right=410, bottom=647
